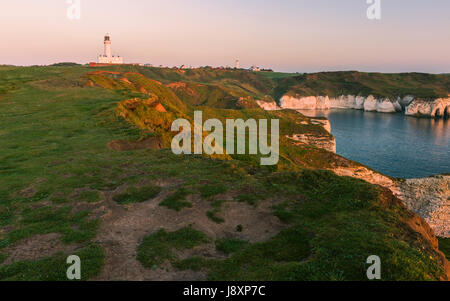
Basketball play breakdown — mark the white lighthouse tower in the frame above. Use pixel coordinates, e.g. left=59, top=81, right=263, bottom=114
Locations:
left=104, top=34, right=112, bottom=58
left=98, top=34, right=123, bottom=64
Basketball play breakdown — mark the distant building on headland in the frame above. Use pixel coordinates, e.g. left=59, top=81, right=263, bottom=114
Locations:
left=90, top=36, right=270, bottom=71
left=98, top=34, right=123, bottom=64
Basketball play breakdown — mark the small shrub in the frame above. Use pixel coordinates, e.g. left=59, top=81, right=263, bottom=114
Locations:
left=206, top=200, right=226, bottom=224
left=159, top=188, right=192, bottom=211
left=199, top=184, right=227, bottom=199
left=137, top=226, right=209, bottom=268
left=235, top=193, right=259, bottom=206
left=207, top=210, right=224, bottom=224
left=216, top=238, right=249, bottom=255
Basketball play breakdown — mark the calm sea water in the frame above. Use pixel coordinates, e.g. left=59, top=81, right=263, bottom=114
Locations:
left=298, top=109, right=450, bottom=179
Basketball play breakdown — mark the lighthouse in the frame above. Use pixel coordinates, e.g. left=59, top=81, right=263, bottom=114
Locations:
left=104, top=34, right=112, bottom=58
left=98, top=34, right=123, bottom=64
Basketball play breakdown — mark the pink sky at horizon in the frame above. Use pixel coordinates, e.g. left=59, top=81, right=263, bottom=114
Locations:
left=1, top=0, right=449, bottom=73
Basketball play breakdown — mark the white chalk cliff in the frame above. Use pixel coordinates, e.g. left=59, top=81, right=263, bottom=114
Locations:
left=405, top=97, right=450, bottom=117
left=398, top=175, right=450, bottom=238
left=255, top=100, right=281, bottom=111
left=261, top=94, right=450, bottom=118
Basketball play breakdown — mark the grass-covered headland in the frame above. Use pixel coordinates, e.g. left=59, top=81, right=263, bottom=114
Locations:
left=0, top=65, right=448, bottom=280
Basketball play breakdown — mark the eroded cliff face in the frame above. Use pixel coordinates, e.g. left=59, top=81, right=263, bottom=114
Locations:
left=398, top=175, right=450, bottom=238
left=405, top=97, right=450, bottom=118
left=275, top=94, right=450, bottom=118
left=287, top=133, right=337, bottom=153
left=331, top=167, right=449, bottom=238
left=255, top=100, right=280, bottom=111
left=279, top=94, right=405, bottom=113
left=332, top=166, right=401, bottom=195
left=285, top=117, right=336, bottom=153
left=280, top=95, right=331, bottom=110
left=330, top=167, right=449, bottom=238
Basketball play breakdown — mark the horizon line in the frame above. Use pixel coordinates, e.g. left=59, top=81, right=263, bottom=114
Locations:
left=1, top=63, right=449, bottom=75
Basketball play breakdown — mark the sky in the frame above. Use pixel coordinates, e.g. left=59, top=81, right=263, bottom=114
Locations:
left=0, top=0, right=449, bottom=73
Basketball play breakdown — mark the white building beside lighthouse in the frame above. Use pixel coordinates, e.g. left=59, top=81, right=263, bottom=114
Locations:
left=98, top=34, right=123, bottom=64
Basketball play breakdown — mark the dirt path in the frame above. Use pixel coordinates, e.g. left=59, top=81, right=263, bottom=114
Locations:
left=92, top=179, right=285, bottom=281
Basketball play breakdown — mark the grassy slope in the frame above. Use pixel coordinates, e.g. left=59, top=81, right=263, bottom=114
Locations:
left=270, top=71, right=450, bottom=100
left=86, top=65, right=275, bottom=109
left=0, top=66, right=448, bottom=280
left=173, top=172, right=444, bottom=281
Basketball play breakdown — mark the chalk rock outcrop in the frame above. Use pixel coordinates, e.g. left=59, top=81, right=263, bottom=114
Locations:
left=286, top=117, right=336, bottom=152
left=279, top=94, right=403, bottom=113
left=311, top=119, right=332, bottom=134
left=398, top=95, right=415, bottom=108
left=331, top=167, right=450, bottom=238
left=330, top=168, right=450, bottom=238
left=278, top=94, right=450, bottom=118
left=405, top=97, right=450, bottom=118
left=332, top=166, right=402, bottom=198
left=372, top=98, right=399, bottom=113
left=398, top=175, right=450, bottom=238
left=287, top=133, right=336, bottom=153
left=280, top=95, right=330, bottom=110
left=363, top=95, right=378, bottom=111
left=255, top=100, right=280, bottom=111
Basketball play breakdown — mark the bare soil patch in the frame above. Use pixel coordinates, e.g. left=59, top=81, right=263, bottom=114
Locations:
left=93, top=180, right=285, bottom=280
left=1, top=233, right=79, bottom=266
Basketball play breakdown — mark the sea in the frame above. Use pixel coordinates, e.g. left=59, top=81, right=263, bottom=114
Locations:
left=297, top=109, right=450, bottom=179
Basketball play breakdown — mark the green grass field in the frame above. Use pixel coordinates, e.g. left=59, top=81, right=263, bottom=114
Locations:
left=0, top=65, right=448, bottom=280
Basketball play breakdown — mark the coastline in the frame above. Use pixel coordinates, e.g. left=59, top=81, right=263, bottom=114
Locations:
left=257, top=95, right=450, bottom=118
left=257, top=101, right=449, bottom=237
